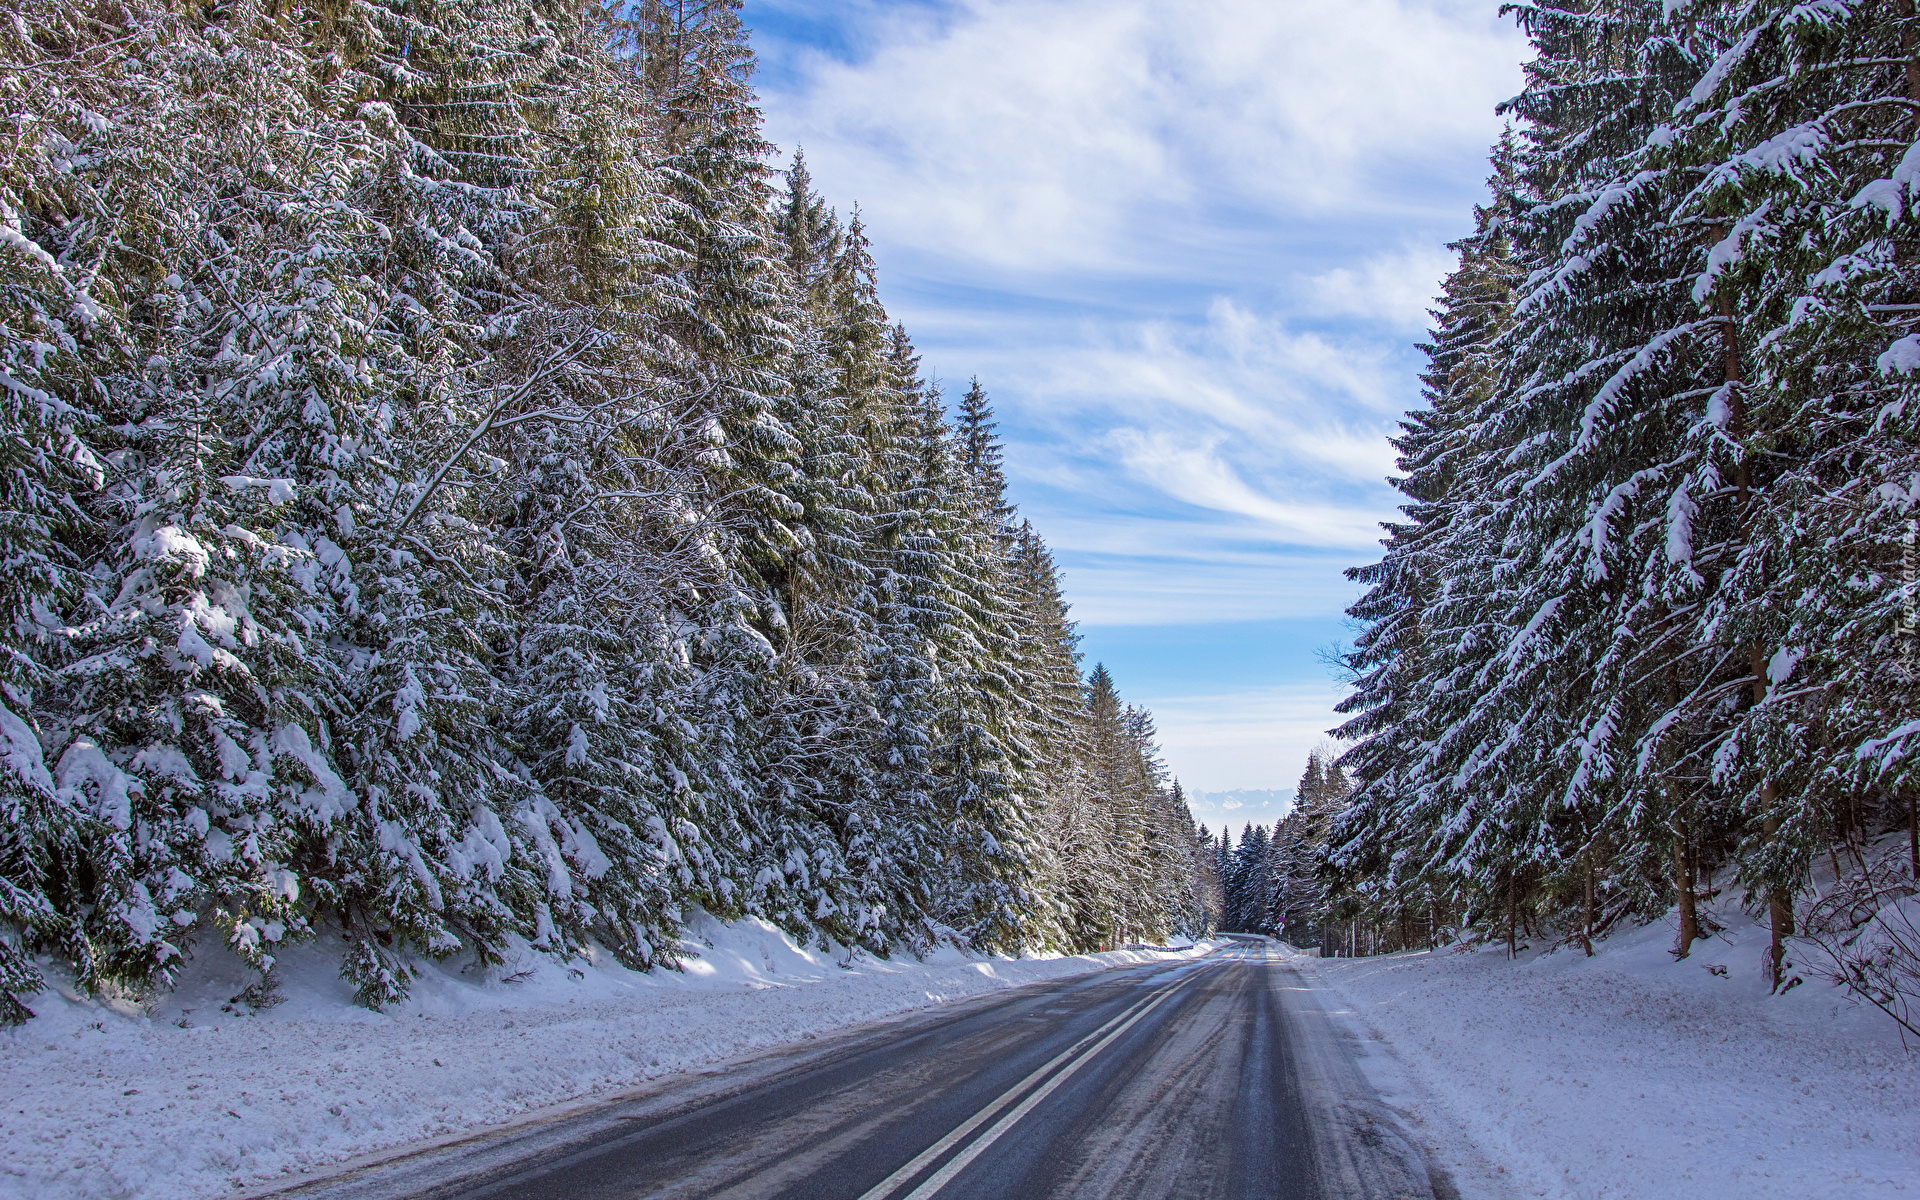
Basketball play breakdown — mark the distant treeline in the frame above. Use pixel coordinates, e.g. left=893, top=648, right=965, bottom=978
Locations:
left=1202, top=750, right=1347, bottom=950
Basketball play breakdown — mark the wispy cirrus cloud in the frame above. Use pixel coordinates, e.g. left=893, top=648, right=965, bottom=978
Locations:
left=745, top=0, right=1524, bottom=788
left=1305, top=244, right=1464, bottom=334
left=754, top=0, right=1525, bottom=274
left=1103, top=430, right=1383, bottom=551
left=1144, top=684, right=1353, bottom=796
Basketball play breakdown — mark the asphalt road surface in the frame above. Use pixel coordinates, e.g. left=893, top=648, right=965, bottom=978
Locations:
left=283, top=939, right=1438, bottom=1200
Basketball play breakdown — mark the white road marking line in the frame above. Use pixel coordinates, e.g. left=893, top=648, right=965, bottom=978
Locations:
left=852, top=983, right=1174, bottom=1200
left=892, top=984, right=1183, bottom=1200
left=858, top=964, right=1205, bottom=1200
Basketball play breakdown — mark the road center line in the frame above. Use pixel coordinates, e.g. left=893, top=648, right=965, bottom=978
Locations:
left=857, top=966, right=1201, bottom=1200
left=893, top=983, right=1184, bottom=1200
left=851, top=984, right=1170, bottom=1200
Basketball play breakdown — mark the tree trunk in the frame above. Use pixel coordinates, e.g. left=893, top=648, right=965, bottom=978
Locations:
left=1909, top=790, right=1918, bottom=882
left=1746, top=642, right=1795, bottom=990
left=1761, top=798, right=1795, bottom=991
left=1673, top=829, right=1699, bottom=959
left=1506, top=873, right=1517, bottom=960
left=1903, top=0, right=1920, bottom=115
left=1768, top=885, right=1796, bottom=990
left=1580, top=856, right=1596, bottom=956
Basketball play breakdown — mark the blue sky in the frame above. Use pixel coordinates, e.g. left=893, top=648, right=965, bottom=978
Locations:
left=742, top=0, right=1528, bottom=827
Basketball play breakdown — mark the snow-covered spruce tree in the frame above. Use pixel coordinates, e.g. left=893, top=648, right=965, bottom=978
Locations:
left=0, top=1, right=131, bottom=1018
left=1077, top=666, right=1138, bottom=945
left=1007, top=520, right=1094, bottom=950
left=893, top=377, right=1035, bottom=951
left=0, top=0, right=1216, bottom=1014
left=1330, top=135, right=1526, bottom=944
left=292, top=0, right=623, bottom=1005
left=1214, top=821, right=1235, bottom=928
left=1159, top=780, right=1210, bottom=939
left=1270, top=751, right=1346, bottom=949
left=1664, top=0, right=1920, bottom=985
left=1220, top=823, right=1252, bottom=933
left=18, top=0, right=419, bottom=1001
left=742, top=194, right=878, bottom=951
left=624, top=0, right=822, bottom=943
left=1075, top=665, right=1192, bottom=945
left=755, top=182, right=926, bottom=953
left=1466, top=0, right=1733, bottom=955
left=490, top=3, right=741, bottom=975
left=1330, top=1, right=1752, bottom=959
left=1331, top=4, right=1920, bottom=988
left=1185, top=798, right=1225, bottom=937
left=1126, top=702, right=1204, bottom=938
left=841, top=323, right=949, bottom=950
left=1233, top=823, right=1274, bottom=936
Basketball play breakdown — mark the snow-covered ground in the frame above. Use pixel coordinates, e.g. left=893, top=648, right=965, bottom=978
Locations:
left=1300, top=900, right=1919, bottom=1200
left=0, top=917, right=1216, bottom=1200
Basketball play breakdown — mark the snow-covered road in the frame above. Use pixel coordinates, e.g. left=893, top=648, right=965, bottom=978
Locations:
left=10, top=907, right=1906, bottom=1200
left=214, top=938, right=1428, bottom=1200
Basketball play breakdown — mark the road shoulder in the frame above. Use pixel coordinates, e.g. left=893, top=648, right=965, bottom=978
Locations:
left=1256, top=948, right=1452, bottom=1200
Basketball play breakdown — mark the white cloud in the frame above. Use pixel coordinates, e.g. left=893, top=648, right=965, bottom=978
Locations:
left=759, top=0, right=1526, bottom=274
left=1142, top=683, right=1351, bottom=794
left=991, top=300, right=1409, bottom=566
left=1051, top=552, right=1365, bottom=626
left=1104, top=430, right=1383, bottom=549
left=748, top=0, right=1522, bottom=786
left=1305, top=244, right=1461, bottom=333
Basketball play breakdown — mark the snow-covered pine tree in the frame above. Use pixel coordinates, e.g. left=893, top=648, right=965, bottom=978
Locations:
left=1664, top=0, right=1920, bottom=984
left=0, top=0, right=1216, bottom=1016
left=493, top=2, right=734, bottom=974
left=23, top=0, right=417, bottom=1001
left=624, top=0, right=824, bottom=946
left=0, top=1, right=137, bottom=1017
left=922, top=380, right=1040, bottom=950
left=1332, top=1, right=1744, bottom=959
left=1271, top=750, right=1349, bottom=948
left=1330, top=4, right=1920, bottom=994
left=1188, top=809, right=1225, bottom=936
left=1007, top=520, right=1094, bottom=949
left=842, top=323, right=952, bottom=949
left=1081, top=665, right=1151, bottom=944
left=1330, top=135, right=1524, bottom=938
left=299, top=0, right=605, bottom=1005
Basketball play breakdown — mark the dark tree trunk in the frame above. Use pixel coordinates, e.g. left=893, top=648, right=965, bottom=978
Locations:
left=1673, top=833, right=1699, bottom=959
left=1903, top=1, right=1920, bottom=116
left=1506, top=873, right=1517, bottom=960
left=1909, top=790, right=1918, bottom=882
left=1580, top=856, right=1596, bottom=957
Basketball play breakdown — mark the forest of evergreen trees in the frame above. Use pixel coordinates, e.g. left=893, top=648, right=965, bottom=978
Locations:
left=1205, top=749, right=1349, bottom=952
left=0, top=0, right=1215, bottom=1023
left=1328, top=1, right=1920, bottom=1011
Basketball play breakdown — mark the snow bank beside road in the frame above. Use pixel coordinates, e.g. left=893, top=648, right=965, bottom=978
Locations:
left=1297, top=904, right=1918, bottom=1200
left=1, top=917, right=1218, bottom=1200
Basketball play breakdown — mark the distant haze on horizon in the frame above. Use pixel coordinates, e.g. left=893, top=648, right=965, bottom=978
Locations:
left=1186, top=789, right=1295, bottom=835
